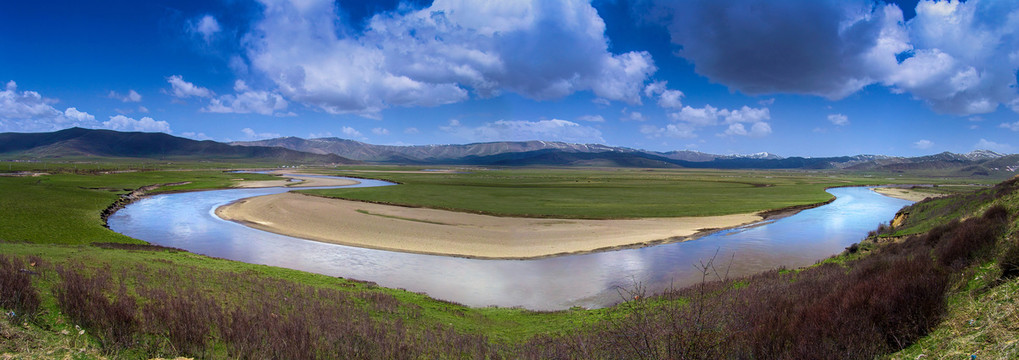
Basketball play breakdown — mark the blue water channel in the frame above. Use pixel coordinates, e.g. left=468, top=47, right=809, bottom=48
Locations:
left=108, top=175, right=912, bottom=310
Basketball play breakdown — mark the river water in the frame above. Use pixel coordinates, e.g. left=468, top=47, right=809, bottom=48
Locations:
left=108, top=177, right=911, bottom=310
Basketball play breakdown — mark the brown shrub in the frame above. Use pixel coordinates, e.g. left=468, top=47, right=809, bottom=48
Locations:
left=0, top=255, right=40, bottom=321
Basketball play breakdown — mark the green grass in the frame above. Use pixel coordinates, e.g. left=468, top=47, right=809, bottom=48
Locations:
left=301, top=167, right=987, bottom=219
left=0, top=241, right=619, bottom=349
left=1, top=161, right=1013, bottom=358
left=0, top=170, right=278, bottom=244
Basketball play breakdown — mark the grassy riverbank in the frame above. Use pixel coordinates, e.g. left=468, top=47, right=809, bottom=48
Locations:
left=1, top=164, right=1016, bottom=358
left=301, top=167, right=989, bottom=219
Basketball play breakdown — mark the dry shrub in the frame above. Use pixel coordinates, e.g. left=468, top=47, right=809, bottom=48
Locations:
left=54, top=265, right=138, bottom=349
left=0, top=255, right=40, bottom=321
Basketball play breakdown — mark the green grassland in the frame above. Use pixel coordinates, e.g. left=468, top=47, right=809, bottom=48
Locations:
left=0, top=170, right=279, bottom=244
left=1, top=162, right=1016, bottom=358
left=301, top=167, right=991, bottom=219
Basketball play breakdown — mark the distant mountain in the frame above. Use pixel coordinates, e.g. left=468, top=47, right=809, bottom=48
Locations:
left=232, top=137, right=630, bottom=162
left=0, top=128, right=358, bottom=164
left=230, top=134, right=1017, bottom=175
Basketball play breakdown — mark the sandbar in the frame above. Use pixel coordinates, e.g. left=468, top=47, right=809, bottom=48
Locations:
left=231, top=172, right=360, bottom=188
left=872, top=187, right=947, bottom=202
left=215, top=193, right=763, bottom=259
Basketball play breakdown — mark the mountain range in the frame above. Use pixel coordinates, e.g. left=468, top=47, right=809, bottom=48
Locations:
left=2, top=128, right=1017, bottom=177
left=0, top=127, right=357, bottom=164
left=233, top=136, right=1018, bottom=176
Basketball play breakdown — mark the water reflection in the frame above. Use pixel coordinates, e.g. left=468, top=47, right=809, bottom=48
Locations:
left=109, top=180, right=911, bottom=311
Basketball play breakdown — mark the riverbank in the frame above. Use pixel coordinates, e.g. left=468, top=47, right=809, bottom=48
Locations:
left=231, top=171, right=361, bottom=188
left=215, top=192, right=763, bottom=259
left=872, top=187, right=949, bottom=202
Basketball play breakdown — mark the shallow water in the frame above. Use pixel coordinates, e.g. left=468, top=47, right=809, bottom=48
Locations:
left=109, top=177, right=911, bottom=310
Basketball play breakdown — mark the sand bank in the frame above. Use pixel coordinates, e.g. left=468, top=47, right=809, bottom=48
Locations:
left=231, top=173, right=360, bottom=188
left=872, top=187, right=947, bottom=202
left=216, top=193, right=763, bottom=259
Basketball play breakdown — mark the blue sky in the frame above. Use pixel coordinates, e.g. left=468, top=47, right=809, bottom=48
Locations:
left=2, top=0, right=1018, bottom=157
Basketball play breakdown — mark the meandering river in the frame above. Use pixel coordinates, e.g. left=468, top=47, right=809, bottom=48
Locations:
left=109, top=176, right=911, bottom=310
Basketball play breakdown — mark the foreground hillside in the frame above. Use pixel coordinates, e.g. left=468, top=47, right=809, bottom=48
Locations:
left=1, top=169, right=1017, bottom=358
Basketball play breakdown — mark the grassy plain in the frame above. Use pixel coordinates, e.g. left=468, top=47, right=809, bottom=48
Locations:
left=302, top=167, right=991, bottom=219
left=0, top=170, right=278, bottom=244
left=1, top=162, right=1015, bottom=358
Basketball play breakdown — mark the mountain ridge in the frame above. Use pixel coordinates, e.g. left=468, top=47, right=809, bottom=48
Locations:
left=232, top=136, right=1014, bottom=173
left=0, top=128, right=359, bottom=164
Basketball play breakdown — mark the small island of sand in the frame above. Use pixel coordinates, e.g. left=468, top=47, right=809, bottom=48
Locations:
left=215, top=193, right=763, bottom=259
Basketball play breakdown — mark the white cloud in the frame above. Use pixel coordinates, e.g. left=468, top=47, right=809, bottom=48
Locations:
left=670, top=105, right=719, bottom=126
left=974, top=138, right=1014, bottom=153
left=577, top=114, right=605, bottom=123
left=658, top=89, right=684, bottom=109
left=0, top=81, right=101, bottom=132
left=1001, top=121, right=1019, bottom=131
left=241, top=127, right=280, bottom=139
left=722, top=122, right=772, bottom=137
left=621, top=109, right=646, bottom=122
left=371, top=127, right=390, bottom=135
left=404, top=127, right=419, bottom=134
left=643, top=80, right=684, bottom=109
left=108, top=89, right=142, bottom=103
left=63, top=107, right=95, bottom=123
left=182, top=132, right=212, bottom=140
left=245, top=0, right=655, bottom=117
left=828, top=113, right=849, bottom=126
left=342, top=126, right=363, bottom=138
left=103, top=115, right=171, bottom=133
left=640, top=123, right=696, bottom=139
left=643, top=81, right=667, bottom=97
left=443, top=119, right=604, bottom=143
left=192, top=15, right=221, bottom=43
left=721, top=106, right=770, bottom=124
left=167, top=75, right=214, bottom=98
left=204, top=81, right=288, bottom=115
left=913, top=139, right=934, bottom=149
left=308, top=131, right=333, bottom=138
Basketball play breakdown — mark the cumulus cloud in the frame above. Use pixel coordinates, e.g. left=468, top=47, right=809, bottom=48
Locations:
left=640, top=123, right=696, bottom=139
left=621, top=108, right=646, bottom=122
left=404, top=127, right=420, bottom=134
left=645, top=0, right=1019, bottom=116
left=722, top=122, right=772, bottom=137
left=0, top=81, right=101, bottom=132
left=342, top=126, right=363, bottom=138
left=828, top=113, right=849, bottom=126
left=577, top=114, right=605, bottom=123
left=974, top=138, right=1014, bottom=153
left=1001, top=121, right=1019, bottom=132
left=203, top=81, right=288, bottom=115
left=670, top=105, right=720, bottom=126
left=167, top=75, right=214, bottom=98
left=244, top=0, right=655, bottom=116
left=241, top=127, right=281, bottom=139
left=371, top=127, right=390, bottom=135
left=442, top=119, right=604, bottom=143
left=108, top=89, right=142, bottom=103
left=191, top=15, right=221, bottom=43
left=883, top=1, right=1019, bottom=115
left=643, top=80, right=683, bottom=109
left=913, top=139, right=934, bottom=149
left=181, top=130, right=210, bottom=138
left=103, top=115, right=171, bottom=133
